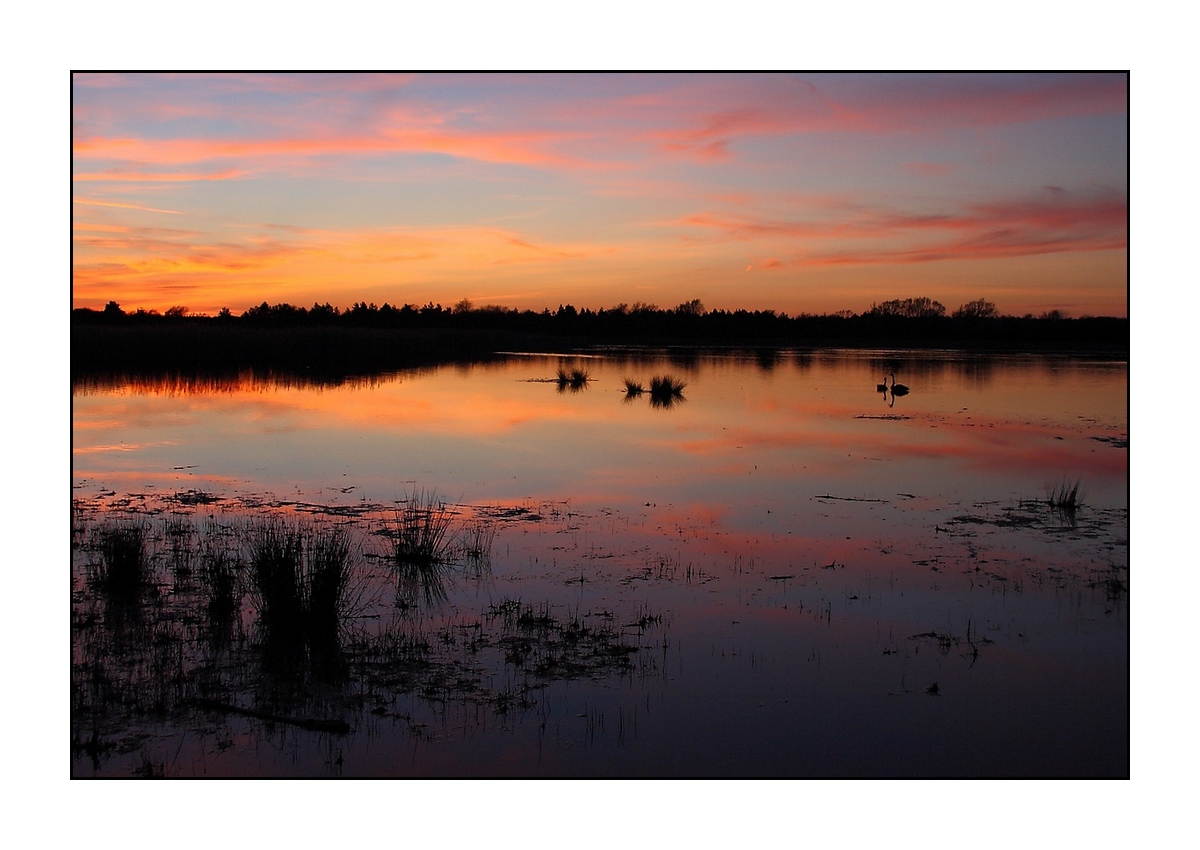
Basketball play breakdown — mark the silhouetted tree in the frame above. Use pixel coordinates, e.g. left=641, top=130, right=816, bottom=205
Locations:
left=952, top=298, right=998, bottom=319
left=867, top=297, right=947, bottom=318
left=103, top=300, right=125, bottom=317
left=308, top=302, right=339, bottom=323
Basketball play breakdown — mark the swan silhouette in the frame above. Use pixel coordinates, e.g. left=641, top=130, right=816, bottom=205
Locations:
left=889, top=374, right=910, bottom=396
left=876, top=377, right=889, bottom=392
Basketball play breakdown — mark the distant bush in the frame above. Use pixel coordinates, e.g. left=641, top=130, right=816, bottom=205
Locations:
left=953, top=299, right=998, bottom=319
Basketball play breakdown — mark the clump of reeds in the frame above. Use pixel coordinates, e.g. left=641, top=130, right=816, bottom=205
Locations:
left=649, top=374, right=686, bottom=407
left=622, top=378, right=645, bottom=396
left=198, top=522, right=242, bottom=620
left=306, top=526, right=354, bottom=628
left=555, top=367, right=590, bottom=391
left=91, top=519, right=149, bottom=593
left=246, top=520, right=305, bottom=628
left=164, top=515, right=196, bottom=581
left=388, top=489, right=455, bottom=566
left=458, top=518, right=497, bottom=570
left=245, top=519, right=354, bottom=635
left=1047, top=478, right=1084, bottom=511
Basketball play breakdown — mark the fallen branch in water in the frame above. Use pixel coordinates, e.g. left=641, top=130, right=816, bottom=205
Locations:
left=188, top=697, right=351, bottom=735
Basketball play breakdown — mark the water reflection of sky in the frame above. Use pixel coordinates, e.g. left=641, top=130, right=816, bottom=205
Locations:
left=73, top=351, right=1128, bottom=515
left=70, top=350, right=1129, bottom=776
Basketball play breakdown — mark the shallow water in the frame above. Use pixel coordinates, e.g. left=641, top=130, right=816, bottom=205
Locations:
left=71, top=349, right=1128, bottom=776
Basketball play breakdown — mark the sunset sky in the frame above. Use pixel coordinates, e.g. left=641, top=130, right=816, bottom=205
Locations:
left=71, top=72, right=1128, bottom=317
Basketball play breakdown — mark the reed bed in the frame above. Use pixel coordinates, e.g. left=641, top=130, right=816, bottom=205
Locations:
left=458, top=518, right=498, bottom=569
left=1047, top=478, right=1084, bottom=511
left=387, top=489, right=456, bottom=566
left=198, top=521, right=243, bottom=620
left=245, top=519, right=354, bottom=635
left=555, top=367, right=591, bottom=391
left=90, top=519, right=150, bottom=593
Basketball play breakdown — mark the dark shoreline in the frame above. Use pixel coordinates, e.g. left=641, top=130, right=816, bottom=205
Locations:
left=72, top=317, right=1128, bottom=386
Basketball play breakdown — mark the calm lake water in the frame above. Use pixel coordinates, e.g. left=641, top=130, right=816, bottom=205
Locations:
left=71, top=349, right=1128, bottom=776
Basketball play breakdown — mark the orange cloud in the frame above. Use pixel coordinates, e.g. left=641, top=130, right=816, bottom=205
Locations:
left=72, top=119, right=589, bottom=177
left=73, top=196, right=183, bottom=214
left=74, top=167, right=248, bottom=183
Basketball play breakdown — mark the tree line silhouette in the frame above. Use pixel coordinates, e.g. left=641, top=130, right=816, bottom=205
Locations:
left=72, top=295, right=1127, bottom=384
left=76, top=295, right=1114, bottom=334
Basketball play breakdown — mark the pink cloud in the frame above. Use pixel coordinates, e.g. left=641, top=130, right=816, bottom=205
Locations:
left=72, top=123, right=589, bottom=178
left=678, top=188, right=1126, bottom=267
left=645, top=74, right=1125, bottom=161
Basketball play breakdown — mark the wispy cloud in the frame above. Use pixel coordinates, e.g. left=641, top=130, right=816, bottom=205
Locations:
left=70, top=73, right=1128, bottom=316
left=74, top=168, right=247, bottom=183
left=72, top=195, right=183, bottom=214
left=679, top=188, right=1127, bottom=268
left=649, top=73, right=1126, bottom=161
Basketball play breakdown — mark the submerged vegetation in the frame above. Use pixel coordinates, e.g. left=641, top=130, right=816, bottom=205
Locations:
left=72, top=499, right=667, bottom=776
left=458, top=518, right=497, bottom=570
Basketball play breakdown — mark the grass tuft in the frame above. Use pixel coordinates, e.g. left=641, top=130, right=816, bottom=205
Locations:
left=245, top=519, right=354, bottom=636
left=458, top=518, right=497, bottom=571
left=555, top=367, right=590, bottom=392
left=622, top=378, right=645, bottom=396
left=388, top=488, right=455, bottom=566
left=1047, top=478, right=1084, bottom=511
left=91, top=519, right=149, bottom=593
left=198, top=521, right=242, bottom=619
left=648, top=374, right=687, bottom=407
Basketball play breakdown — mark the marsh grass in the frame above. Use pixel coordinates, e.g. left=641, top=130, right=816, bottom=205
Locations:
left=388, top=489, right=455, bottom=566
left=488, top=599, right=644, bottom=677
left=1047, top=478, right=1085, bottom=524
left=649, top=374, right=687, bottom=408
left=73, top=497, right=685, bottom=774
left=91, top=519, right=150, bottom=594
left=385, top=489, right=458, bottom=608
left=245, top=520, right=355, bottom=637
left=305, top=526, right=355, bottom=628
left=198, top=521, right=243, bottom=621
left=556, top=367, right=591, bottom=392
left=164, top=516, right=197, bottom=582
left=395, top=558, right=452, bottom=608
left=458, top=518, right=497, bottom=573
left=622, top=378, right=645, bottom=396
